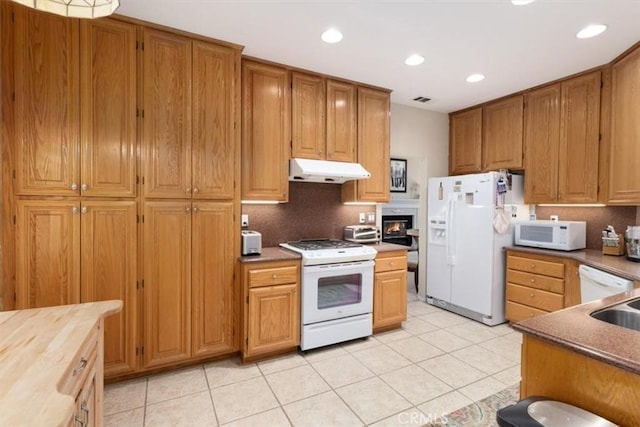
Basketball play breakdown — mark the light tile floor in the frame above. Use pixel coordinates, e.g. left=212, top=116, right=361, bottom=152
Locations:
left=105, top=275, right=522, bottom=426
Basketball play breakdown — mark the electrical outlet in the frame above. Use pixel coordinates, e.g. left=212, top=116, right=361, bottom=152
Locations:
left=366, top=212, right=376, bottom=223
left=359, top=213, right=365, bottom=224
left=241, top=214, right=249, bottom=228
left=550, top=215, right=559, bottom=222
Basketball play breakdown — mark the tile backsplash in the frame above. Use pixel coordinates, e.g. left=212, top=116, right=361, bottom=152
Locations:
left=535, top=206, right=637, bottom=250
left=242, top=182, right=366, bottom=247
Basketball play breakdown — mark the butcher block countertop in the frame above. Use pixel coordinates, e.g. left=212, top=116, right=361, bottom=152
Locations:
left=0, top=300, right=122, bottom=427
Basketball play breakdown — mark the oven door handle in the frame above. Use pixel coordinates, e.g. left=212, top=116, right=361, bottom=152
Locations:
left=304, top=260, right=375, bottom=273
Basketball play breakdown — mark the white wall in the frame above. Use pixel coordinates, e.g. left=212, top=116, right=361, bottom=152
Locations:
left=388, top=103, right=449, bottom=298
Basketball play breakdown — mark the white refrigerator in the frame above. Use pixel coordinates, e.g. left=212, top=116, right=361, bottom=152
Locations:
left=426, top=172, right=526, bottom=326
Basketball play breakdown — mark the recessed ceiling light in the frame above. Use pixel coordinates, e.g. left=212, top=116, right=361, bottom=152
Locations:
left=321, top=28, right=343, bottom=43
left=405, top=54, right=424, bottom=66
left=466, top=74, right=485, bottom=83
left=511, top=0, right=535, bottom=5
left=576, top=24, right=607, bottom=39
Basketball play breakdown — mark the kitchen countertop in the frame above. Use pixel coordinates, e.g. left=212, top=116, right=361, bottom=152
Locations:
left=506, top=246, right=640, bottom=282
left=0, top=300, right=123, bottom=427
left=238, top=242, right=410, bottom=264
left=513, top=287, right=640, bottom=375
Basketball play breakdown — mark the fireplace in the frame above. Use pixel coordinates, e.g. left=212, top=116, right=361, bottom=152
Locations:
left=381, top=215, right=413, bottom=246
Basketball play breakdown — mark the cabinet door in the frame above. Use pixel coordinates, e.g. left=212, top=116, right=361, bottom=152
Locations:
left=373, top=270, right=407, bottom=329
left=482, top=96, right=523, bottom=170
left=142, top=29, right=192, bottom=199
left=80, top=201, right=137, bottom=377
left=192, top=41, right=239, bottom=200
left=524, top=85, right=561, bottom=203
left=326, top=80, right=357, bottom=162
left=608, top=46, right=640, bottom=204
left=143, top=202, right=191, bottom=368
left=191, top=202, right=236, bottom=356
left=449, top=108, right=482, bottom=175
left=247, top=284, right=299, bottom=356
left=14, top=7, right=80, bottom=196
left=241, top=60, right=290, bottom=201
left=343, top=87, right=390, bottom=203
left=16, top=200, right=80, bottom=309
left=291, top=72, right=326, bottom=160
left=80, top=19, right=137, bottom=197
left=557, top=72, right=601, bottom=203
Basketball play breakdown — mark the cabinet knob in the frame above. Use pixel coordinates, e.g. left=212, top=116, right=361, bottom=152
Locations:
left=186, top=207, right=191, bottom=212
left=192, top=187, right=199, bottom=194
left=531, top=264, right=535, bottom=269
left=530, top=278, right=535, bottom=283
left=81, top=183, right=88, bottom=192
left=272, top=274, right=277, bottom=279
left=186, top=188, right=191, bottom=193
left=81, top=206, right=88, bottom=214
left=530, top=312, right=534, bottom=317
left=72, top=207, right=79, bottom=214
left=70, top=183, right=78, bottom=191
left=530, top=293, right=534, bottom=297
left=192, top=206, right=199, bottom=213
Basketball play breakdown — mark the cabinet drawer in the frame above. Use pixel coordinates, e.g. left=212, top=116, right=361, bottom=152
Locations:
left=375, top=256, right=407, bottom=273
left=248, top=265, right=298, bottom=287
left=507, top=255, right=564, bottom=278
left=58, top=324, right=99, bottom=397
left=506, top=300, right=548, bottom=323
left=507, top=269, right=564, bottom=294
left=506, top=283, right=564, bottom=312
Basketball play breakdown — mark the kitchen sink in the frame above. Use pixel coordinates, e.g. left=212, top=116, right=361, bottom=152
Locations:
left=590, top=298, right=640, bottom=332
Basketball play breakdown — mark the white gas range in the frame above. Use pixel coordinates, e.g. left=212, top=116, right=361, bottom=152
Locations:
left=279, top=239, right=377, bottom=350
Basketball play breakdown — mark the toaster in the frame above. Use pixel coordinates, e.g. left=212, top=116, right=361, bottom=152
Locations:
left=241, top=230, right=262, bottom=256
left=344, top=225, right=380, bottom=243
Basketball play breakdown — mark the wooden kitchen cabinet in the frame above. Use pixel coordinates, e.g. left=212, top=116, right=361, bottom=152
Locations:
left=505, top=251, right=578, bottom=322
left=482, top=96, right=524, bottom=171
left=80, top=201, right=138, bottom=377
left=342, top=86, right=391, bottom=203
left=291, top=72, right=326, bottom=160
left=80, top=19, right=137, bottom=198
left=241, top=260, right=300, bottom=361
left=291, top=74, right=358, bottom=163
left=449, top=107, right=482, bottom=175
left=13, top=6, right=80, bottom=196
left=15, top=200, right=81, bottom=309
left=143, top=201, right=236, bottom=369
left=608, top=44, right=640, bottom=204
left=373, top=251, right=407, bottom=331
left=326, top=79, right=357, bottom=162
left=524, top=71, right=601, bottom=204
left=242, top=60, right=290, bottom=202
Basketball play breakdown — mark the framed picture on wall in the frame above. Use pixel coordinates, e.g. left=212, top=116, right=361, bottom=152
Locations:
left=390, top=158, right=407, bottom=193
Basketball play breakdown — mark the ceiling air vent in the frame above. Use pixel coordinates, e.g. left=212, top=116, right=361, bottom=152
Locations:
left=413, top=96, right=431, bottom=103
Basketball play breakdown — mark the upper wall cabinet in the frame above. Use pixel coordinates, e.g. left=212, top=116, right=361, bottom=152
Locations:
left=449, top=108, right=482, bottom=175
left=291, top=74, right=357, bottom=163
left=14, top=7, right=80, bottom=196
left=608, top=44, right=640, bottom=204
left=449, top=95, right=523, bottom=176
left=142, top=29, right=239, bottom=200
left=342, top=87, right=391, bottom=203
left=241, top=60, right=290, bottom=202
left=524, top=71, right=601, bottom=204
left=482, top=96, right=524, bottom=171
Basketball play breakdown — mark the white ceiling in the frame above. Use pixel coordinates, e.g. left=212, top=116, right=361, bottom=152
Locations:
left=116, top=0, right=640, bottom=113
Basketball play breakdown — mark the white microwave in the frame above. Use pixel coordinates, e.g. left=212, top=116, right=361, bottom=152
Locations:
left=515, top=220, right=586, bottom=251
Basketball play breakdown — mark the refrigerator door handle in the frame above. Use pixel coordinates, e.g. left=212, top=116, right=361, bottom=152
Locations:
left=447, top=198, right=456, bottom=265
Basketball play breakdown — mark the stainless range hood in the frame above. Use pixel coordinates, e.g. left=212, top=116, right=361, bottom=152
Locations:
left=289, top=158, right=371, bottom=184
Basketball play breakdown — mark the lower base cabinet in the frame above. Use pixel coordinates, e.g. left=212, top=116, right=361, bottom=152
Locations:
left=373, top=251, right=408, bottom=332
left=241, top=260, right=300, bottom=361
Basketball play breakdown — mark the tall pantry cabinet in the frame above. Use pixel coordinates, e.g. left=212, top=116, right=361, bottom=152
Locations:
left=3, top=3, right=241, bottom=379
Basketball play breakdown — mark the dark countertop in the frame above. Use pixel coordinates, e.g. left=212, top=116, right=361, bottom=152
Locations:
left=513, top=287, right=640, bottom=375
left=506, top=246, right=640, bottom=282
left=238, top=242, right=409, bottom=264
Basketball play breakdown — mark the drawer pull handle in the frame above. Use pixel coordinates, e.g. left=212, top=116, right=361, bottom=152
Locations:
left=73, top=357, right=88, bottom=377
left=75, top=415, right=85, bottom=427
left=81, top=400, right=90, bottom=418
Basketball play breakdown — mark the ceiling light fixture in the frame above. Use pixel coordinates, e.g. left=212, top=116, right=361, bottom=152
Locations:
left=576, top=24, right=607, bottom=39
left=12, top=0, right=120, bottom=18
left=511, top=0, right=535, bottom=5
left=466, top=74, right=485, bottom=83
left=321, top=28, right=343, bottom=44
left=405, top=54, right=425, bottom=66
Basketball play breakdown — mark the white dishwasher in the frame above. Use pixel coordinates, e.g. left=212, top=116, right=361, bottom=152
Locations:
left=578, top=265, right=634, bottom=303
